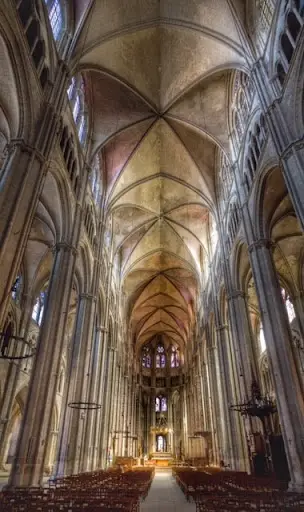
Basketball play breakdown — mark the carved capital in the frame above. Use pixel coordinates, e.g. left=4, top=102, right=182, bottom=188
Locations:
left=248, top=238, right=273, bottom=253
left=79, top=293, right=95, bottom=302
left=215, top=324, right=228, bottom=332
left=53, top=241, right=78, bottom=256
left=6, top=139, right=45, bottom=164
left=227, top=290, right=246, bottom=300
left=97, top=326, right=108, bottom=333
left=281, top=137, right=304, bottom=161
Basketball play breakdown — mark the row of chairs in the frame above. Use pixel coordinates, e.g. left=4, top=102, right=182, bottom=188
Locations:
left=172, top=467, right=304, bottom=511
left=0, top=467, right=155, bottom=511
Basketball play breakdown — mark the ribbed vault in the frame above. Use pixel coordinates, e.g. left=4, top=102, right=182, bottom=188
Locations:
left=73, top=0, right=249, bottom=350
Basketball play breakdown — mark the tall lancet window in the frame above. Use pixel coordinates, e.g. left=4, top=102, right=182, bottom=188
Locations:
left=155, top=395, right=167, bottom=412
left=44, top=0, right=64, bottom=41
left=281, top=287, right=296, bottom=323
left=156, top=344, right=166, bottom=368
left=142, top=345, right=152, bottom=368
left=171, top=346, right=180, bottom=368
left=67, top=75, right=88, bottom=145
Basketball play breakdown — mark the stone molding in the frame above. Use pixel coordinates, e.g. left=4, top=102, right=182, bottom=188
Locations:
left=96, top=326, right=108, bottom=333
left=53, top=241, right=78, bottom=256
left=79, top=293, right=96, bottom=301
left=281, top=137, right=304, bottom=161
left=227, top=290, right=246, bottom=300
left=6, top=138, right=45, bottom=164
left=248, top=238, right=273, bottom=253
left=215, top=324, right=229, bottom=332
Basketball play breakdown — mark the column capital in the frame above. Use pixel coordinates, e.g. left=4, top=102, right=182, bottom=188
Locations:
left=79, top=293, right=96, bottom=301
left=53, top=241, right=78, bottom=256
left=227, top=290, right=246, bottom=300
left=215, top=324, right=228, bottom=332
left=248, top=238, right=273, bottom=253
left=96, top=326, right=108, bottom=333
left=6, top=139, right=45, bottom=164
left=281, top=136, right=304, bottom=161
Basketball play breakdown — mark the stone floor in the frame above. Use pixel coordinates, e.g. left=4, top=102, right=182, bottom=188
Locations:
left=140, top=469, right=196, bottom=511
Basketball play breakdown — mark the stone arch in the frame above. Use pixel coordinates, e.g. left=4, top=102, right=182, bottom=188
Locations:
left=251, top=163, right=285, bottom=239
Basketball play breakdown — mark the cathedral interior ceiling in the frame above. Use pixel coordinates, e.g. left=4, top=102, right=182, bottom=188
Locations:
left=71, top=0, right=249, bottom=349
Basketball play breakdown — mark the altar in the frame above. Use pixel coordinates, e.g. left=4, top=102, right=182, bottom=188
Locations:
left=151, top=452, right=173, bottom=467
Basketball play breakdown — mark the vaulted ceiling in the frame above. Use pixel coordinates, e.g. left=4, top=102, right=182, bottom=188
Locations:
left=72, top=0, right=250, bottom=351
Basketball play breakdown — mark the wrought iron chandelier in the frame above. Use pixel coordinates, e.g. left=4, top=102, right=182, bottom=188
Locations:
left=230, top=379, right=277, bottom=420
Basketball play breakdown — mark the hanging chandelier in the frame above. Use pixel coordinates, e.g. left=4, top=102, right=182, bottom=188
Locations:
left=230, top=380, right=277, bottom=420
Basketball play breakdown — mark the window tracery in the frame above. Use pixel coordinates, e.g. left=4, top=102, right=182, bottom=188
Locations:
left=226, top=200, right=240, bottom=252
left=276, top=2, right=303, bottom=87
left=231, top=72, right=254, bottom=153
left=32, top=289, right=47, bottom=326
left=259, top=323, right=267, bottom=353
left=67, top=75, right=88, bottom=145
left=155, top=395, right=167, bottom=412
left=281, top=287, right=296, bottom=323
left=44, top=0, right=63, bottom=41
left=16, top=0, right=49, bottom=89
left=243, top=114, right=268, bottom=196
left=249, top=0, right=275, bottom=52
left=11, top=275, right=22, bottom=303
left=142, top=345, right=152, bottom=368
left=90, top=154, right=102, bottom=204
left=170, top=346, right=180, bottom=368
left=156, top=344, right=166, bottom=368
left=216, top=154, right=233, bottom=216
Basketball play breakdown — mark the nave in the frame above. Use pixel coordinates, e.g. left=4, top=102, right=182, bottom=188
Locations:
left=1, top=465, right=304, bottom=511
left=1, top=0, right=304, bottom=505
left=141, top=469, right=196, bottom=512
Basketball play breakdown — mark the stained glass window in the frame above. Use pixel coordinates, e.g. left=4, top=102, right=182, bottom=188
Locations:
left=11, top=275, right=22, bottom=302
left=156, top=395, right=167, bottom=412
left=259, top=323, right=266, bottom=353
left=32, top=290, right=47, bottom=326
left=281, top=288, right=296, bottom=323
left=44, top=0, right=63, bottom=41
left=171, top=346, right=180, bottom=368
left=161, top=396, right=167, bottom=412
left=67, top=75, right=87, bottom=145
left=156, top=344, right=166, bottom=368
left=142, top=345, right=152, bottom=368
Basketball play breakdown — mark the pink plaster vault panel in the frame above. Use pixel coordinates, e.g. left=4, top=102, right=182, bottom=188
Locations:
left=104, top=118, right=156, bottom=199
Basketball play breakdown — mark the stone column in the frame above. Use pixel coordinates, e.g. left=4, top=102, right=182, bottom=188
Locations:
left=227, top=291, right=259, bottom=397
left=8, top=240, right=78, bottom=487
left=108, top=356, right=119, bottom=461
left=80, top=321, right=108, bottom=473
left=150, top=388, right=156, bottom=455
left=207, top=345, right=221, bottom=466
left=115, top=367, right=124, bottom=457
left=111, top=364, right=120, bottom=458
left=0, top=294, right=33, bottom=468
left=252, top=59, right=304, bottom=229
left=124, top=375, right=132, bottom=457
left=249, top=238, right=304, bottom=491
left=87, top=326, right=108, bottom=471
left=0, top=62, right=69, bottom=328
left=101, top=345, right=116, bottom=467
left=215, top=324, right=246, bottom=470
left=181, top=385, right=188, bottom=458
left=64, top=293, right=96, bottom=475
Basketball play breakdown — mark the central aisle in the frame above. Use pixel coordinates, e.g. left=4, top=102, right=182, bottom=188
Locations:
left=141, top=469, right=196, bottom=511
